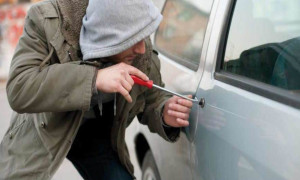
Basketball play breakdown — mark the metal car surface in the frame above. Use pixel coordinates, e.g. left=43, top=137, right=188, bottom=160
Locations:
left=126, top=0, right=300, bottom=180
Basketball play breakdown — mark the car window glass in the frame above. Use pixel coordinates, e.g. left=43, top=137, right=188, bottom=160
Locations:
left=223, top=0, right=300, bottom=92
left=155, top=0, right=214, bottom=70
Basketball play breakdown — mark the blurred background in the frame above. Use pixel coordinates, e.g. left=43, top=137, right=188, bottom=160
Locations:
left=0, top=0, right=36, bottom=81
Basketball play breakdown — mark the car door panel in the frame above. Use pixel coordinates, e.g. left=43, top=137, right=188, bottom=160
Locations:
left=191, top=0, right=300, bottom=179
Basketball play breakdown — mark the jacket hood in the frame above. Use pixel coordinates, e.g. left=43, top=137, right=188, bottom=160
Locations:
left=80, top=0, right=162, bottom=61
left=55, top=0, right=151, bottom=73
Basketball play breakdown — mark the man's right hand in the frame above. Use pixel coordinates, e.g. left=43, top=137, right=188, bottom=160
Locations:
left=96, top=62, right=149, bottom=103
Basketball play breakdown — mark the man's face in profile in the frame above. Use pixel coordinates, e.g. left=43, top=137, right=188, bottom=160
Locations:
left=109, top=40, right=146, bottom=65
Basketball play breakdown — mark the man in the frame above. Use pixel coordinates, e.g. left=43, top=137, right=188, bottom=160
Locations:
left=0, top=0, right=193, bottom=179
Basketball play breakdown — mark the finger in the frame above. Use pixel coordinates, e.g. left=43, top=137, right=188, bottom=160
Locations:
left=171, top=95, right=181, bottom=103
left=126, top=65, right=149, bottom=81
left=176, top=118, right=189, bottom=127
left=177, top=98, right=193, bottom=108
left=121, top=78, right=133, bottom=92
left=125, top=73, right=134, bottom=86
left=187, top=95, right=193, bottom=98
left=168, top=110, right=189, bottom=120
left=169, top=103, right=190, bottom=113
left=117, top=85, right=132, bottom=103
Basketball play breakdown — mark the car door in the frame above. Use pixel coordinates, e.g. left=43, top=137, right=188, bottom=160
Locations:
left=150, top=0, right=214, bottom=179
left=154, top=0, right=214, bottom=141
left=191, top=0, right=300, bottom=180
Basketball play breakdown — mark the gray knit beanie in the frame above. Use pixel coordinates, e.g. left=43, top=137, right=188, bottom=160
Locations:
left=80, top=0, right=162, bottom=61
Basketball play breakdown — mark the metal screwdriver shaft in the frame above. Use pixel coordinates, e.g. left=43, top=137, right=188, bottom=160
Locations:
left=130, top=75, right=198, bottom=103
left=152, top=84, right=198, bottom=102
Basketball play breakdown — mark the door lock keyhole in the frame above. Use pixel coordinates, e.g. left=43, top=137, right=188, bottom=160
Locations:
left=198, top=98, right=205, bottom=108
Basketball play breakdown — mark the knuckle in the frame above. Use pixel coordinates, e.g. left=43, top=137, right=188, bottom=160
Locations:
left=120, top=70, right=125, bottom=75
left=117, top=84, right=122, bottom=91
left=172, top=104, right=177, bottom=109
left=126, top=87, right=131, bottom=92
left=130, top=81, right=134, bottom=86
left=128, top=85, right=132, bottom=91
left=185, top=107, right=190, bottom=113
left=185, top=114, right=189, bottom=119
left=175, top=112, right=180, bottom=117
left=124, top=91, right=129, bottom=96
left=180, top=113, right=186, bottom=118
left=120, top=63, right=127, bottom=68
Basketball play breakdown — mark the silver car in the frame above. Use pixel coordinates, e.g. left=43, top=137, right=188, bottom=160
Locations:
left=126, top=0, right=300, bottom=179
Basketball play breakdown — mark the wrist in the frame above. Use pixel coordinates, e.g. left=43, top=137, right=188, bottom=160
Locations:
left=162, top=108, right=171, bottom=128
left=95, top=69, right=103, bottom=91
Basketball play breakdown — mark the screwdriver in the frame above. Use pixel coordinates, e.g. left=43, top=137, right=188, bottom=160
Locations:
left=130, top=75, right=198, bottom=103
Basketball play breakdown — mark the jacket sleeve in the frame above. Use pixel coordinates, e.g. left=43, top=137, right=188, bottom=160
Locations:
left=137, top=51, right=180, bottom=142
left=6, top=5, right=97, bottom=113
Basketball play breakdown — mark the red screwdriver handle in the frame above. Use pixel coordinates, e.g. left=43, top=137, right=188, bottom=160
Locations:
left=130, top=75, right=153, bottom=89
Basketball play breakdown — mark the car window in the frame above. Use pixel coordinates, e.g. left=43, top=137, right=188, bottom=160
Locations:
left=154, top=0, right=214, bottom=70
left=222, top=0, right=300, bottom=92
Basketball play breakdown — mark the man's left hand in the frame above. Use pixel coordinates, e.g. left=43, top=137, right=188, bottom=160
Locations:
left=163, top=95, right=193, bottom=127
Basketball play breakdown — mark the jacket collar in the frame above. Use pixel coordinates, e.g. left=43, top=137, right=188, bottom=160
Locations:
left=56, top=0, right=88, bottom=49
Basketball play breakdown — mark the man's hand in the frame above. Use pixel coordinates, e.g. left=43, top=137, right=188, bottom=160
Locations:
left=96, top=62, right=149, bottom=103
left=163, top=95, right=193, bottom=127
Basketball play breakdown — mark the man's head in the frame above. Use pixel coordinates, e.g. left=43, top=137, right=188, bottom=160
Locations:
left=80, top=0, right=162, bottom=62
